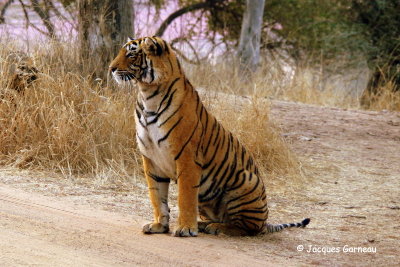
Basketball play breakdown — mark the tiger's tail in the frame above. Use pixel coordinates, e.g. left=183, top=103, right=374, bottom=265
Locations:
left=265, top=218, right=310, bottom=233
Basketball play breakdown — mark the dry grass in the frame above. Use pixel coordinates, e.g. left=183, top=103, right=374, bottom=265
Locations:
left=187, top=60, right=360, bottom=109
left=0, top=41, right=142, bottom=185
left=0, top=40, right=305, bottom=193
left=1, top=39, right=398, bottom=192
left=361, top=81, right=400, bottom=111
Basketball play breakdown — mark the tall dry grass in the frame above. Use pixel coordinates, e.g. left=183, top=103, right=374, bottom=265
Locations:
left=0, top=39, right=306, bottom=192
left=188, top=58, right=400, bottom=112
left=361, top=81, right=400, bottom=111
left=187, top=59, right=360, bottom=108
left=1, top=41, right=142, bottom=184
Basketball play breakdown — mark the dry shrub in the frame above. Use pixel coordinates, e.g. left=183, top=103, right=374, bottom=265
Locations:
left=280, top=67, right=359, bottom=108
left=1, top=40, right=304, bottom=193
left=1, top=41, right=141, bottom=184
left=187, top=60, right=358, bottom=109
left=361, top=81, right=400, bottom=111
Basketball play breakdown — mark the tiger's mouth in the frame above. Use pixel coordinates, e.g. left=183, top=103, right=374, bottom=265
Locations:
left=111, top=69, right=136, bottom=84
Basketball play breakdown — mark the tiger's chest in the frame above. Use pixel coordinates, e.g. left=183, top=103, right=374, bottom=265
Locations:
left=135, top=114, right=176, bottom=178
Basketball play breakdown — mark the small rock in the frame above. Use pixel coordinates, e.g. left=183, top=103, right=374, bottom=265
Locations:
left=299, top=136, right=313, bottom=141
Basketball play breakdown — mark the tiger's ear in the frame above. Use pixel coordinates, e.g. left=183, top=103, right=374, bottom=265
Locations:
left=142, top=37, right=163, bottom=56
left=127, top=36, right=135, bottom=42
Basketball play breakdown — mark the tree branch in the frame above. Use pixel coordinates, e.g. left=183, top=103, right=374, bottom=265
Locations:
left=30, top=0, right=56, bottom=38
left=155, top=1, right=217, bottom=37
left=0, top=0, right=14, bottom=24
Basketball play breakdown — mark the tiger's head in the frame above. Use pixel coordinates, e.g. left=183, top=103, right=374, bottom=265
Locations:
left=109, top=36, right=176, bottom=86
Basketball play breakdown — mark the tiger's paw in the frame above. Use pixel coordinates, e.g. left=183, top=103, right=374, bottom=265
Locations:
left=173, top=225, right=198, bottom=237
left=198, top=221, right=212, bottom=232
left=142, top=222, right=169, bottom=234
left=204, top=223, right=222, bottom=235
left=203, top=223, right=247, bottom=236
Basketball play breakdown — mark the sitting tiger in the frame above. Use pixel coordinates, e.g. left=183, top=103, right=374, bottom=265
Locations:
left=109, top=36, right=310, bottom=237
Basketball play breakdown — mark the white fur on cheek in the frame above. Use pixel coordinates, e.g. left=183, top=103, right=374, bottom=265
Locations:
left=112, top=72, right=123, bottom=84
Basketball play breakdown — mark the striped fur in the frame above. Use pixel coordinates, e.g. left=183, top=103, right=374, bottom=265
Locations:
left=109, top=36, right=310, bottom=237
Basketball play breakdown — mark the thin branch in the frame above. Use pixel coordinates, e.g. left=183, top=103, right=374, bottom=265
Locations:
left=171, top=37, right=201, bottom=64
left=0, top=0, right=14, bottom=23
left=30, top=0, right=56, bottom=38
left=155, top=1, right=221, bottom=37
left=18, top=0, right=30, bottom=28
left=172, top=45, right=200, bottom=65
left=45, top=0, right=76, bottom=31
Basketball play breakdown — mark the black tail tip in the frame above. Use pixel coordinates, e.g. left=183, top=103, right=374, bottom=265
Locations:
left=302, top=218, right=311, bottom=227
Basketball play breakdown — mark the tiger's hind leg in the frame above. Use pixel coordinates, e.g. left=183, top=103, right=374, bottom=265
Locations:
left=198, top=220, right=212, bottom=232
left=202, top=223, right=250, bottom=236
left=142, top=156, right=171, bottom=234
left=221, top=171, right=269, bottom=236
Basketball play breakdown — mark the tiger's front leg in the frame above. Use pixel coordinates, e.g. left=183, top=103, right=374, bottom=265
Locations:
left=142, top=156, right=171, bottom=234
left=174, top=154, right=202, bottom=237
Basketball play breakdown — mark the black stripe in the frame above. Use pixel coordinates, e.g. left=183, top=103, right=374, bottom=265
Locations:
left=203, top=119, right=217, bottom=157
left=201, top=137, right=231, bottom=196
left=213, top=124, right=221, bottom=146
left=199, top=164, right=216, bottom=187
left=194, top=160, right=203, bottom=168
left=199, top=180, right=218, bottom=201
left=162, top=39, right=170, bottom=54
left=146, top=85, right=161, bottom=100
left=199, top=109, right=209, bottom=154
left=136, top=108, right=146, bottom=128
left=158, top=102, right=183, bottom=127
left=174, top=118, right=199, bottom=160
left=176, top=58, right=182, bottom=73
left=229, top=209, right=267, bottom=218
left=155, top=41, right=163, bottom=56
left=167, top=57, right=173, bottom=72
left=137, top=100, right=144, bottom=111
left=213, top=161, right=237, bottom=197
left=202, top=137, right=221, bottom=169
left=157, top=116, right=183, bottom=145
left=199, top=188, right=221, bottom=203
left=228, top=170, right=246, bottom=191
left=148, top=173, right=170, bottom=183
left=136, top=134, right=147, bottom=148
left=157, top=78, right=180, bottom=112
left=241, top=146, right=246, bottom=165
left=148, top=89, right=178, bottom=125
left=230, top=218, right=261, bottom=230
left=232, top=214, right=266, bottom=222
left=228, top=196, right=261, bottom=212
left=227, top=176, right=260, bottom=204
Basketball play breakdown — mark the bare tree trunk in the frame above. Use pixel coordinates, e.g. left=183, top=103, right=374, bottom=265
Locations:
left=237, top=0, right=265, bottom=73
left=77, top=0, right=134, bottom=79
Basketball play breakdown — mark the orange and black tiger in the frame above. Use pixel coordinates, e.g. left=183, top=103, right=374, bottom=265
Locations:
left=109, top=36, right=310, bottom=237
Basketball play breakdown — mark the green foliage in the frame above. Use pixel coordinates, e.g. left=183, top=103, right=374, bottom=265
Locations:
left=350, top=0, right=400, bottom=91
left=265, top=0, right=367, bottom=59
left=176, top=0, right=368, bottom=63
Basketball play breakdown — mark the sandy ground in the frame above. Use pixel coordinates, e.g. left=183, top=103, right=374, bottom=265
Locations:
left=0, top=100, right=399, bottom=266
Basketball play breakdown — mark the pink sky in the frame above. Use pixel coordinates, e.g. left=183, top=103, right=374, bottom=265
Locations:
left=0, top=0, right=224, bottom=58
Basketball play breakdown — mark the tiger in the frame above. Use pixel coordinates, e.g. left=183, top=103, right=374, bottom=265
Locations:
left=109, top=36, right=310, bottom=237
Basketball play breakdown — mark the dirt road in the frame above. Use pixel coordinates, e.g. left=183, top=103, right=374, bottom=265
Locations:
left=1, top=100, right=399, bottom=266
left=0, top=184, right=297, bottom=267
